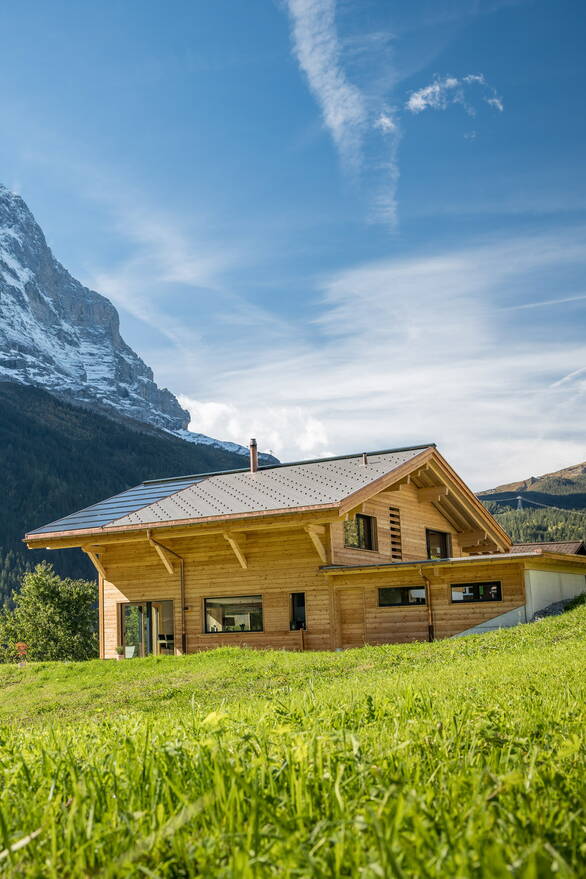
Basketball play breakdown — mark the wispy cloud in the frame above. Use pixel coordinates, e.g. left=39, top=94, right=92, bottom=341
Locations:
left=286, top=0, right=368, bottom=169
left=285, top=0, right=400, bottom=223
left=406, top=73, right=504, bottom=115
left=174, top=226, right=586, bottom=487
left=284, top=4, right=503, bottom=226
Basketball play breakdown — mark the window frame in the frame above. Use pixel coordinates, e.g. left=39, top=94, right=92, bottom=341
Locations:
left=203, top=594, right=264, bottom=634
left=378, top=586, right=427, bottom=607
left=426, top=528, right=451, bottom=560
left=290, top=592, right=307, bottom=630
left=450, top=581, right=503, bottom=604
left=344, top=513, right=378, bottom=551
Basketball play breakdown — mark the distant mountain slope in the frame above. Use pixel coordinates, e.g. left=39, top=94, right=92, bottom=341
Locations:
left=0, top=184, right=190, bottom=431
left=479, top=460, right=586, bottom=545
left=479, top=460, right=586, bottom=510
left=0, top=184, right=276, bottom=463
left=0, top=382, right=262, bottom=605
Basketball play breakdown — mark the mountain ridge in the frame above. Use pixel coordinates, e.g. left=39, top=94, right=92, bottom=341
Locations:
left=0, top=184, right=275, bottom=463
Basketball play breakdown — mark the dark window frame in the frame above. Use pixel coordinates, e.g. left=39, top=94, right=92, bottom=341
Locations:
left=450, top=581, right=503, bottom=604
left=290, top=592, right=306, bottom=630
left=378, top=586, right=427, bottom=607
left=426, top=529, right=451, bottom=560
left=204, top=594, right=264, bottom=634
left=344, top=513, right=378, bottom=551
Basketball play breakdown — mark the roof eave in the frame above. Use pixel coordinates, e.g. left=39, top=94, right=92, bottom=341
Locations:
left=24, top=502, right=341, bottom=546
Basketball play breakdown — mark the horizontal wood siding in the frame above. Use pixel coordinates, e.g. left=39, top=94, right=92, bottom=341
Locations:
left=332, top=560, right=526, bottom=645
left=101, top=525, right=333, bottom=658
left=331, top=483, right=464, bottom=567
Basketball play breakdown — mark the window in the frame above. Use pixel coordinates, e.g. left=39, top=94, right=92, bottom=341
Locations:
left=204, top=595, right=263, bottom=633
left=379, top=587, right=426, bottom=606
left=451, top=581, right=502, bottom=603
left=290, top=592, right=306, bottom=630
left=426, top=529, right=451, bottom=560
left=344, top=514, right=377, bottom=550
left=120, top=600, right=174, bottom=658
left=389, top=507, right=402, bottom=560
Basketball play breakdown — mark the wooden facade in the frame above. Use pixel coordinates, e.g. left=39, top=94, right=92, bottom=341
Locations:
left=26, top=447, right=586, bottom=657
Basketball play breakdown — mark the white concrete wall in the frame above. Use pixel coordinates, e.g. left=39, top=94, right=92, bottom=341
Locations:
left=454, top=605, right=527, bottom=637
left=524, top=569, right=586, bottom=619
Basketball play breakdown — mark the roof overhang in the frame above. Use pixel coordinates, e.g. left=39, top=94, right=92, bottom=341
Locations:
left=321, top=551, right=586, bottom=576
left=24, top=505, right=341, bottom=550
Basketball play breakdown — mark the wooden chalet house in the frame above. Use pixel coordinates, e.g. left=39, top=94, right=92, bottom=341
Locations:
left=25, top=442, right=586, bottom=659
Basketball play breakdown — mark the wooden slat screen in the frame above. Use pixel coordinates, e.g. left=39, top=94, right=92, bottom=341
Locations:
left=389, top=507, right=403, bottom=560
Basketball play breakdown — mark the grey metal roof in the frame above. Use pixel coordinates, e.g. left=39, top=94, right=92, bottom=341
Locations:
left=27, top=476, right=205, bottom=536
left=27, top=444, right=433, bottom=537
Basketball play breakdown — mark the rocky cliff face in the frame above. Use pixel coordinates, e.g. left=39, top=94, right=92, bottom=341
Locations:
left=0, top=184, right=190, bottom=431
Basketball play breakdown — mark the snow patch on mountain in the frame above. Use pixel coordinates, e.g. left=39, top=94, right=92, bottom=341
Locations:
left=0, top=184, right=275, bottom=461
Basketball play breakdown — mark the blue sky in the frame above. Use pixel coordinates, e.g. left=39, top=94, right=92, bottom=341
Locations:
left=0, top=0, right=585, bottom=487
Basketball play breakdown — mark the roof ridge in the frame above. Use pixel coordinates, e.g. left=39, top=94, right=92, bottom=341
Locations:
left=142, top=444, right=436, bottom=486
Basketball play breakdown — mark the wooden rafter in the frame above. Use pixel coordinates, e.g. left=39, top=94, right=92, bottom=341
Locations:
left=458, top=529, right=487, bottom=546
left=340, top=503, right=365, bottom=521
left=304, top=524, right=328, bottom=563
left=417, top=485, right=449, bottom=503
left=82, top=546, right=107, bottom=579
left=147, top=530, right=174, bottom=575
left=223, top=532, right=248, bottom=569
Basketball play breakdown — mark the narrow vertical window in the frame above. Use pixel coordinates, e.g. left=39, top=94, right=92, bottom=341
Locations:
left=389, top=507, right=402, bottom=560
left=290, top=592, right=306, bottom=630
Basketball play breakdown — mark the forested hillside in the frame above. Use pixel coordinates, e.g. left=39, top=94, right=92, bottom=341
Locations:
left=482, top=503, right=586, bottom=544
left=0, top=382, right=255, bottom=605
left=480, top=459, right=586, bottom=544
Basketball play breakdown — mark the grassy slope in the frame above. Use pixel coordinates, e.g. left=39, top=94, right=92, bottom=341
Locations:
left=1, top=610, right=585, bottom=877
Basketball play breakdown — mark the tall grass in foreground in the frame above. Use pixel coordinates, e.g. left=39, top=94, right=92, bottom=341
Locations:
left=0, top=610, right=585, bottom=877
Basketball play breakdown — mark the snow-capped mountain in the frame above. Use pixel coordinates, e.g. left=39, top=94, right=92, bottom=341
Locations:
left=0, top=184, right=273, bottom=462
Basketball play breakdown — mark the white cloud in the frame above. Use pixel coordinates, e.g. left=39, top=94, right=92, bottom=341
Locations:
left=375, top=112, right=397, bottom=134
left=168, top=228, right=586, bottom=489
left=285, top=0, right=400, bottom=224
left=286, top=0, right=368, bottom=169
left=406, top=73, right=504, bottom=116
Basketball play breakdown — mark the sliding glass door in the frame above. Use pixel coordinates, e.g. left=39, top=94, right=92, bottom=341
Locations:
left=120, top=600, right=174, bottom=657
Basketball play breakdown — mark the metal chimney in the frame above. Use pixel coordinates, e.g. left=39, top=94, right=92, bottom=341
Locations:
left=249, top=438, right=258, bottom=473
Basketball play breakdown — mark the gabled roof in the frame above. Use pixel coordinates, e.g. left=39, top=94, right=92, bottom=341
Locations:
left=26, top=445, right=434, bottom=539
left=511, top=540, right=586, bottom=555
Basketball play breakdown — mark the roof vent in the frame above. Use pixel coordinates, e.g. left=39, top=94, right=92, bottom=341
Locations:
left=362, top=453, right=368, bottom=466
left=249, top=438, right=258, bottom=473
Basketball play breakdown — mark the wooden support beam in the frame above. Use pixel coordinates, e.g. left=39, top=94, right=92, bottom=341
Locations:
left=147, top=530, right=175, bottom=574
left=223, top=532, right=248, bottom=569
left=417, top=485, right=449, bottom=503
left=304, top=525, right=328, bottom=563
left=458, top=529, right=487, bottom=546
left=82, top=547, right=107, bottom=579
left=340, top=503, right=365, bottom=521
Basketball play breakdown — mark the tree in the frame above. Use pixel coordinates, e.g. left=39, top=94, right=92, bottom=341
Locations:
left=0, top=563, right=98, bottom=662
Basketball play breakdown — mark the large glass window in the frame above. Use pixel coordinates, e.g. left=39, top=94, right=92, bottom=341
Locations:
left=204, top=595, right=263, bottom=633
left=344, top=514, right=377, bottom=550
left=379, top=587, right=426, bottom=606
left=426, top=529, right=451, bottom=559
left=451, top=582, right=502, bottom=603
left=120, top=600, right=174, bottom=657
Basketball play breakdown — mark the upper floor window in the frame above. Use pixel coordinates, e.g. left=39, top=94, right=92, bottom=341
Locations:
left=379, top=586, right=426, bottom=606
left=451, top=581, right=502, bottom=603
left=344, top=514, right=377, bottom=551
left=426, top=529, right=451, bottom=560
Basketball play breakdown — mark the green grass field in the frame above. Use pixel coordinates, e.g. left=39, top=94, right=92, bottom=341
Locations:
left=1, top=609, right=585, bottom=878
